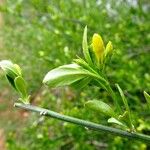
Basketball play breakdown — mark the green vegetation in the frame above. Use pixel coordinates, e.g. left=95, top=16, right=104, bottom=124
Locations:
left=0, top=0, right=150, bottom=149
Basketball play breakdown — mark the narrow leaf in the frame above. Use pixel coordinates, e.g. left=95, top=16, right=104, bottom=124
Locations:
left=74, top=56, right=97, bottom=74
left=116, top=84, right=130, bottom=114
left=85, top=100, right=116, bottom=117
left=14, top=76, right=28, bottom=103
left=108, top=117, right=126, bottom=127
left=74, top=57, right=91, bottom=70
left=82, top=26, right=93, bottom=66
left=144, top=91, right=150, bottom=109
left=116, top=84, right=134, bottom=130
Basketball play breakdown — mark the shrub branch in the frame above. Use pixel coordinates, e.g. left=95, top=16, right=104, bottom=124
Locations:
left=14, top=103, right=150, bottom=144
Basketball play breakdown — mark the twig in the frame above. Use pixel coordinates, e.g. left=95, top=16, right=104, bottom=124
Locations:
left=14, top=103, right=150, bottom=144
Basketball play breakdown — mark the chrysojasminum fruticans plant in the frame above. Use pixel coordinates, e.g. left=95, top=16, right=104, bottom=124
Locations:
left=0, top=27, right=150, bottom=142
left=42, top=26, right=135, bottom=131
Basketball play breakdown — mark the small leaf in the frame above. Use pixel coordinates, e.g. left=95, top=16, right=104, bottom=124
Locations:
left=82, top=26, right=93, bottom=66
left=74, top=57, right=90, bottom=70
left=71, top=77, right=91, bottom=90
left=118, top=111, right=128, bottom=121
left=85, top=100, right=116, bottom=117
left=0, top=60, right=19, bottom=78
left=144, top=91, right=150, bottom=109
left=43, top=64, right=90, bottom=87
left=74, top=58, right=108, bottom=90
left=14, top=76, right=29, bottom=103
left=108, top=117, right=126, bottom=127
left=74, top=57, right=97, bottom=74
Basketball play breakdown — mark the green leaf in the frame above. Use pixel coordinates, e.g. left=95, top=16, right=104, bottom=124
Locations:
left=85, top=100, right=116, bottom=117
left=14, top=64, right=22, bottom=76
left=14, top=76, right=29, bottom=103
left=118, top=111, right=128, bottom=121
left=43, top=62, right=108, bottom=89
left=108, top=117, right=126, bottom=127
left=74, top=57, right=98, bottom=74
left=0, top=60, right=19, bottom=79
left=115, top=84, right=134, bottom=130
left=43, top=64, right=90, bottom=87
left=71, top=77, right=91, bottom=90
left=0, top=60, right=23, bottom=90
left=6, top=75, right=17, bottom=90
left=74, top=57, right=90, bottom=70
left=144, top=91, right=150, bottom=109
left=115, top=84, right=130, bottom=114
left=74, top=57, right=108, bottom=90
left=82, top=26, right=93, bottom=66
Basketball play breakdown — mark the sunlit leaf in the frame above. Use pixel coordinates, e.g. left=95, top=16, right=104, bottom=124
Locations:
left=43, top=64, right=90, bottom=87
left=43, top=62, right=108, bottom=91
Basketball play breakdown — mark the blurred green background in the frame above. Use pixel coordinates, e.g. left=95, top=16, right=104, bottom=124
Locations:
left=0, top=0, right=149, bottom=149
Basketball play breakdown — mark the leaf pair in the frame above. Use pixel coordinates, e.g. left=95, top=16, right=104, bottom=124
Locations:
left=0, top=60, right=29, bottom=104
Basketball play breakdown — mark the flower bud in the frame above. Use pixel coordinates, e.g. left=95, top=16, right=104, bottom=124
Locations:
left=105, top=41, right=113, bottom=57
left=92, top=33, right=105, bottom=63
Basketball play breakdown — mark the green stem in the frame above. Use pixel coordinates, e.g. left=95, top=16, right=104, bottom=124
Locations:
left=14, top=103, right=150, bottom=144
left=96, top=78, right=122, bottom=114
left=106, top=84, right=122, bottom=114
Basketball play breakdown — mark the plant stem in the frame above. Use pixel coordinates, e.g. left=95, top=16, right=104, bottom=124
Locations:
left=107, top=84, right=122, bottom=114
left=14, top=103, right=150, bottom=144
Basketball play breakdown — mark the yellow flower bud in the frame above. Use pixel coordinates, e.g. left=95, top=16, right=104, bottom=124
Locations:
left=92, top=33, right=105, bottom=63
left=105, top=41, right=113, bottom=57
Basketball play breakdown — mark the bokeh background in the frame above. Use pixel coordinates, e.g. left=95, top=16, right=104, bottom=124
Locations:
left=0, top=0, right=150, bottom=149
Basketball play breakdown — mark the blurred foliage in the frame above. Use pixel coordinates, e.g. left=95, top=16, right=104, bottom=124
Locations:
left=0, top=0, right=150, bottom=149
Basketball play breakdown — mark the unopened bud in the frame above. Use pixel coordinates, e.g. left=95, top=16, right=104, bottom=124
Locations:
left=105, top=41, right=113, bottom=57
left=92, top=33, right=105, bottom=63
